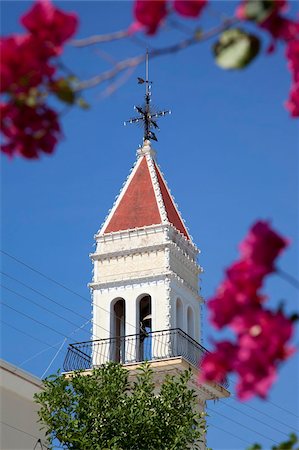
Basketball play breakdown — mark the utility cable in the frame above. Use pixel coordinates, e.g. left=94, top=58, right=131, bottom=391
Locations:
left=2, top=319, right=57, bottom=348
left=1, top=284, right=90, bottom=334
left=0, top=421, right=49, bottom=447
left=208, top=423, right=252, bottom=446
left=1, top=271, right=92, bottom=323
left=14, top=318, right=91, bottom=374
left=1, top=298, right=138, bottom=365
left=218, top=398, right=292, bottom=438
left=228, top=392, right=299, bottom=433
left=2, top=249, right=298, bottom=423
left=207, top=407, right=280, bottom=445
left=1, top=302, right=68, bottom=338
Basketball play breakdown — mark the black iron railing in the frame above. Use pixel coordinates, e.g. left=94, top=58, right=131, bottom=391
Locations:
left=63, top=328, right=228, bottom=389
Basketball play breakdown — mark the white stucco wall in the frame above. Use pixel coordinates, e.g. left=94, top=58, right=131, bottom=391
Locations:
left=91, top=223, right=203, bottom=366
left=0, top=359, right=46, bottom=450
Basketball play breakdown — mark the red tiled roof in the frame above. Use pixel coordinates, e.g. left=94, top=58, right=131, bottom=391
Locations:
left=103, top=157, right=161, bottom=233
left=102, top=155, right=190, bottom=240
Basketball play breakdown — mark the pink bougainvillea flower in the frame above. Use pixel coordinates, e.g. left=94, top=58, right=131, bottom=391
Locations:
left=286, top=39, right=299, bottom=75
left=21, top=0, right=78, bottom=56
left=133, top=0, right=168, bottom=35
left=235, top=361, right=277, bottom=400
left=239, top=221, right=289, bottom=274
left=208, top=279, right=264, bottom=329
left=173, top=0, right=207, bottom=18
left=286, top=82, right=299, bottom=117
left=226, top=259, right=267, bottom=292
left=202, top=308, right=295, bottom=400
left=1, top=102, right=61, bottom=159
left=200, top=341, right=237, bottom=384
left=0, top=34, right=55, bottom=93
left=202, top=221, right=292, bottom=400
left=285, top=40, right=299, bottom=117
left=232, top=309, right=294, bottom=359
left=261, top=15, right=299, bottom=42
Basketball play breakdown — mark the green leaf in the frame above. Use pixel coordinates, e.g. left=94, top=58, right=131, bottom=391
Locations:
left=247, top=445, right=262, bottom=450
left=52, top=78, right=76, bottom=104
left=244, top=0, right=276, bottom=23
left=213, top=28, right=260, bottom=70
left=76, top=97, right=90, bottom=110
left=34, top=362, right=206, bottom=450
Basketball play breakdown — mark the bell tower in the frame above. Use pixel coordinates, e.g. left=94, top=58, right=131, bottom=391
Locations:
left=90, top=139, right=202, bottom=366
left=63, top=59, right=229, bottom=430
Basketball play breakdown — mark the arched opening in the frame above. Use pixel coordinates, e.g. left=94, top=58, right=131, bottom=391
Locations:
left=111, top=298, right=125, bottom=363
left=176, top=298, right=184, bottom=331
left=139, top=295, right=152, bottom=361
left=187, top=306, right=195, bottom=339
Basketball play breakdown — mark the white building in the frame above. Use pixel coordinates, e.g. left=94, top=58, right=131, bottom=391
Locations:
left=0, top=359, right=46, bottom=450
left=63, top=139, right=229, bottom=429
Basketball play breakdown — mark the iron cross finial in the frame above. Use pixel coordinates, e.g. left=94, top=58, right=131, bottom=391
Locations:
left=124, top=50, right=171, bottom=143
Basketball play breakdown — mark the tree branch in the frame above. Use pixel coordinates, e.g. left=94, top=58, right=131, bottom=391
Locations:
left=75, top=17, right=239, bottom=92
left=72, top=29, right=131, bottom=47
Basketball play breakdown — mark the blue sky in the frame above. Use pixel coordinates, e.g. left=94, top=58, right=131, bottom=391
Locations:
left=1, top=1, right=299, bottom=449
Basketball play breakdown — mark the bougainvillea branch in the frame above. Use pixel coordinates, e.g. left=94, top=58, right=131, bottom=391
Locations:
left=199, top=221, right=297, bottom=401
left=1, top=0, right=298, bottom=157
left=76, top=17, right=239, bottom=91
left=0, top=0, right=79, bottom=159
left=72, top=29, right=131, bottom=47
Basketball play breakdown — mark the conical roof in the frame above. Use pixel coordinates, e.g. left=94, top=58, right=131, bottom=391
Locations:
left=100, top=141, right=190, bottom=240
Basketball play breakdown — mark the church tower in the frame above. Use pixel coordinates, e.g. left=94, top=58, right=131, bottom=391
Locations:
left=63, top=59, right=229, bottom=416
left=90, top=139, right=201, bottom=365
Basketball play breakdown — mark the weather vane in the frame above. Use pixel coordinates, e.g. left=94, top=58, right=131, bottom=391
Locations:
left=124, top=50, right=171, bottom=142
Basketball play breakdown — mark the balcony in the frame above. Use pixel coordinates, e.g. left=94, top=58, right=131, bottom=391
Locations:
left=63, top=328, right=228, bottom=389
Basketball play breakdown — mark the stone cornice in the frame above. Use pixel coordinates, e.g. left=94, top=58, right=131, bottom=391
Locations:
left=95, top=223, right=199, bottom=259
left=90, top=242, right=168, bottom=261
left=90, top=240, right=201, bottom=275
left=89, top=273, right=170, bottom=292
left=90, top=270, right=200, bottom=299
left=95, top=223, right=167, bottom=242
left=93, top=224, right=199, bottom=262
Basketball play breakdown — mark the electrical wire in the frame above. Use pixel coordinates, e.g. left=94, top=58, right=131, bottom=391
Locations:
left=207, top=407, right=280, bottom=445
left=0, top=420, right=49, bottom=447
left=228, top=392, right=299, bottom=433
left=2, top=249, right=298, bottom=434
left=1, top=302, right=68, bottom=338
left=1, top=271, right=92, bottom=323
left=4, top=272, right=283, bottom=433
left=208, top=423, right=252, bottom=446
left=2, top=319, right=57, bottom=348
left=2, top=248, right=298, bottom=427
left=1, top=283, right=90, bottom=334
left=217, top=399, right=292, bottom=438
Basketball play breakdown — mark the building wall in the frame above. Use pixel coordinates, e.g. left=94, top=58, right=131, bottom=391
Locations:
left=91, top=224, right=202, bottom=344
left=0, top=359, right=46, bottom=450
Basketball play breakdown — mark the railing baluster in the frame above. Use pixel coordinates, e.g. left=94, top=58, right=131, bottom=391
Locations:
left=63, top=329, right=228, bottom=389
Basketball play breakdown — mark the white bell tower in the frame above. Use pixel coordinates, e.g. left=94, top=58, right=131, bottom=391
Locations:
left=90, top=140, right=202, bottom=365
left=62, top=59, right=230, bottom=447
left=87, top=140, right=229, bottom=407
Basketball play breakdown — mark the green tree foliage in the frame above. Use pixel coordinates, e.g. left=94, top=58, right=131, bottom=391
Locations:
left=35, top=362, right=206, bottom=450
left=247, top=433, right=299, bottom=450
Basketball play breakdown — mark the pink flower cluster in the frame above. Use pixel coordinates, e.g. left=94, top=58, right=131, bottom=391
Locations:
left=133, top=0, right=207, bottom=35
left=1, top=0, right=78, bottom=159
left=286, top=39, right=299, bottom=117
left=236, top=0, right=299, bottom=117
left=200, top=221, right=294, bottom=400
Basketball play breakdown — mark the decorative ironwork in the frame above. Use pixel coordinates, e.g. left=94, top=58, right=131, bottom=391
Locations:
left=63, top=328, right=228, bottom=389
left=124, top=50, right=170, bottom=142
